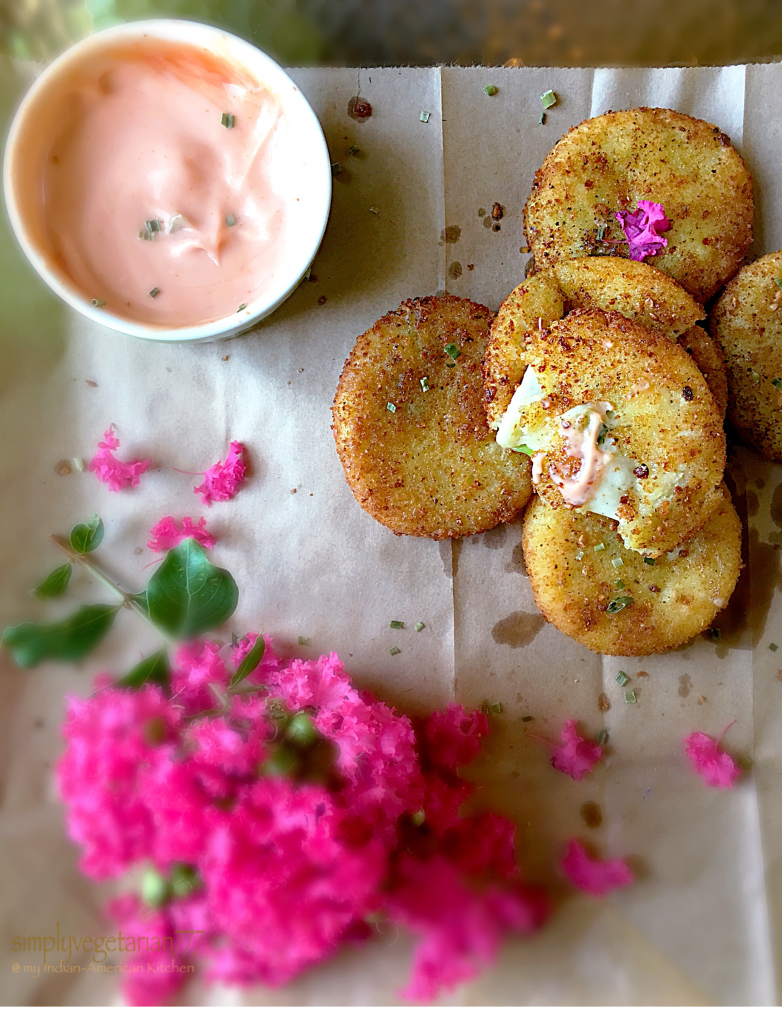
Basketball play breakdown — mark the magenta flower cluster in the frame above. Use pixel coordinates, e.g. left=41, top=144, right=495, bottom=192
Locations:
left=57, top=639, right=548, bottom=1005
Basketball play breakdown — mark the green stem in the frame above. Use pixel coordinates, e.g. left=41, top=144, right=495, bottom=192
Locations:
left=49, top=534, right=172, bottom=644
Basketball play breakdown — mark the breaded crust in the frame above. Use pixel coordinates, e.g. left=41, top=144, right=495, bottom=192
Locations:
left=711, top=251, right=782, bottom=461
left=523, top=107, right=754, bottom=303
left=517, top=308, right=726, bottom=557
left=523, top=490, right=742, bottom=656
left=483, top=257, right=705, bottom=429
left=332, top=295, right=532, bottom=539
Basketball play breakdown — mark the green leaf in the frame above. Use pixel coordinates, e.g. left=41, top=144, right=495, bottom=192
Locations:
left=231, top=634, right=265, bottom=687
left=1, top=603, right=120, bottom=668
left=145, top=539, right=238, bottom=640
left=116, top=648, right=170, bottom=690
left=70, top=514, right=104, bottom=555
left=33, top=562, right=72, bottom=600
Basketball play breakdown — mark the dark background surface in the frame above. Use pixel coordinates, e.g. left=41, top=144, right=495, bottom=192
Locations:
left=4, top=0, right=782, bottom=67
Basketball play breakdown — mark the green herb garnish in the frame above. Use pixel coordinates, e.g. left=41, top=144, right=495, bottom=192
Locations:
left=593, top=542, right=605, bottom=552
left=331, top=161, right=342, bottom=175
left=541, top=89, right=557, bottom=109
left=443, top=343, right=461, bottom=360
left=138, top=229, right=156, bottom=241
left=611, top=556, right=624, bottom=568
left=390, top=620, right=404, bottom=629
left=387, top=402, right=396, bottom=412
left=298, top=636, right=310, bottom=646
left=225, top=214, right=237, bottom=227
left=751, top=370, right=761, bottom=383
left=597, top=729, right=609, bottom=745
left=91, top=298, right=107, bottom=307
left=616, top=670, right=630, bottom=687
left=348, top=144, right=359, bottom=155
left=484, top=85, right=499, bottom=96
left=576, top=550, right=584, bottom=561
left=708, top=627, right=721, bottom=640
left=145, top=219, right=161, bottom=234
left=420, top=377, right=430, bottom=392
left=237, top=303, right=247, bottom=312
left=489, top=701, right=503, bottom=714
left=614, top=579, right=626, bottom=590
left=539, top=111, right=546, bottom=125
left=773, top=378, right=782, bottom=390
left=221, top=112, right=235, bottom=128
left=414, top=621, right=425, bottom=632
left=624, top=690, right=637, bottom=704
left=607, top=595, right=633, bottom=614
left=643, top=556, right=656, bottom=566
left=369, top=206, right=379, bottom=215
left=389, top=646, right=401, bottom=656
left=770, top=642, right=779, bottom=652
left=775, top=277, right=782, bottom=290
left=512, top=444, right=534, bottom=456
left=149, top=287, right=160, bottom=299
left=419, top=110, right=431, bottom=122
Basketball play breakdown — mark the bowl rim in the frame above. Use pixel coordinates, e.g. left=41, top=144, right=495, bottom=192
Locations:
left=3, top=18, right=332, bottom=343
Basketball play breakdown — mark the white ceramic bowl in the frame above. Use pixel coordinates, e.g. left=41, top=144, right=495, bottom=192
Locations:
left=3, top=20, right=332, bottom=343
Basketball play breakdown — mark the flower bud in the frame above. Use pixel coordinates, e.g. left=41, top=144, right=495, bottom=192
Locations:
left=141, top=868, right=171, bottom=908
left=260, top=744, right=299, bottom=778
left=285, top=712, right=319, bottom=749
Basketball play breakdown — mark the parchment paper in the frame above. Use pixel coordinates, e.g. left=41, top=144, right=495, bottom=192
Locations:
left=1, top=62, right=781, bottom=1006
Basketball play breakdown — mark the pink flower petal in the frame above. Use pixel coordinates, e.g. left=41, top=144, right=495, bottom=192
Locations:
left=194, top=441, right=246, bottom=506
left=562, top=839, right=633, bottom=897
left=684, top=728, right=742, bottom=788
left=615, top=200, right=670, bottom=261
left=424, top=703, right=489, bottom=769
left=89, top=428, right=151, bottom=492
left=549, top=719, right=602, bottom=781
left=148, top=515, right=216, bottom=552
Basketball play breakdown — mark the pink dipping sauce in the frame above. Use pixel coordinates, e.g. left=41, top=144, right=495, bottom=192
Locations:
left=37, top=41, right=298, bottom=327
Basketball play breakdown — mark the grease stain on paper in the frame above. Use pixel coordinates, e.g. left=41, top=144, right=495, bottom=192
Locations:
left=579, top=801, right=603, bottom=829
left=491, top=611, right=544, bottom=648
left=678, top=673, right=692, bottom=698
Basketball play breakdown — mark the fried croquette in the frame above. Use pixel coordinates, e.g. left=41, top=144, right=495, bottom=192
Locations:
left=523, top=107, right=754, bottom=303
left=680, top=325, right=728, bottom=421
left=483, top=257, right=706, bottom=430
left=495, top=308, right=725, bottom=558
left=332, top=295, right=532, bottom=539
left=711, top=251, right=782, bottom=461
left=523, top=489, right=742, bottom=656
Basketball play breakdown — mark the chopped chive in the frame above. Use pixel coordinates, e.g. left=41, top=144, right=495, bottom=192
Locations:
left=775, top=277, right=782, bottom=290
left=593, top=542, right=605, bottom=552
left=773, top=378, right=782, bottom=390
left=389, top=646, right=401, bottom=656
left=751, top=370, right=761, bottom=383
left=611, top=556, right=624, bottom=568
left=597, top=729, right=609, bottom=745
left=738, top=755, right=753, bottom=771
left=297, top=636, right=310, bottom=645
left=73, top=457, right=85, bottom=472
left=237, top=303, right=247, bottom=312
left=225, top=214, right=237, bottom=227
left=708, top=627, right=721, bottom=640
left=390, top=620, right=404, bottom=629
left=446, top=361, right=456, bottom=368
left=539, top=111, right=546, bottom=125
left=145, top=219, right=161, bottom=234
left=512, top=444, right=534, bottom=456
left=331, top=161, right=342, bottom=175
left=148, top=287, right=160, bottom=299
left=138, top=229, right=156, bottom=241
left=770, top=642, right=779, bottom=652
left=541, top=89, right=558, bottom=109
left=484, top=85, right=499, bottom=96
left=614, top=579, right=626, bottom=590
left=411, top=809, right=426, bottom=826
left=221, top=112, right=235, bottom=128
left=369, top=206, right=379, bottom=215
left=607, top=595, right=633, bottom=614
left=387, top=401, right=396, bottom=412
left=616, top=670, right=630, bottom=687
left=91, top=298, right=107, bottom=307
left=596, top=224, right=605, bottom=241
left=419, top=110, right=431, bottom=122
left=414, top=621, right=425, bottom=632
left=489, top=701, right=503, bottom=714
left=576, top=550, right=584, bottom=561
left=348, top=144, right=359, bottom=155
left=643, top=556, right=656, bottom=566
left=624, top=690, right=637, bottom=704
left=420, top=377, right=430, bottom=392
left=167, top=214, right=188, bottom=233
left=444, top=342, right=461, bottom=360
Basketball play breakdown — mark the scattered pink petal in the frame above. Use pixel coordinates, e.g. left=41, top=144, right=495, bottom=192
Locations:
left=684, top=726, right=742, bottom=788
left=194, top=441, right=246, bottom=506
left=148, top=515, right=216, bottom=552
left=548, top=719, right=602, bottom=781
left=424, top=704, right=489, bottom=769
left=615, top=200, right=670, bottom=261
left=562, top=839, right=633, bottom=897
left=89, top=428, right=151, bottom=492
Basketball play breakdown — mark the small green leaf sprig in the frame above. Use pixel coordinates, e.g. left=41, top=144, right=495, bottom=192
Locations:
left=1, top=515, right=239, bottom=674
